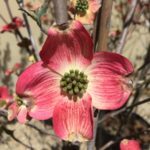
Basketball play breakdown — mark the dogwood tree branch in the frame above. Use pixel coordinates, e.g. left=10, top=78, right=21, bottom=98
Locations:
left=17, top=0, right=40, bottom=61
left=96, top=0, right=113, bottom=51
left=99, top=128, right=150, bottom=150
left=98, top=98, right=150, bottom=124
left=0, top=13, right=8, bottom=24
left=116, top=0, right=138, bottom=54
left=52, top=0, right=68, bottom=25
left=4, top=0, right=13, bottom=20
left=3, top=0, right=34, bottom=56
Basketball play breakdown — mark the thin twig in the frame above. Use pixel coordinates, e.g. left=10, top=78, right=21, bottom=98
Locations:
left=116, top=0, right=138, bottom=53
left=26, top=123, right=56, bottom=137
left=3, top=0, right=40, bottom=58
left=17, top=1, right=40, bottom=61
left=19, top=7, right=48, bottom=35
left=4, top=0, right=13, bottom=20
left=127, top=45, right=150, bottom=116
left=98, top=98, right=150, bottom=124
left=0, top=13, right=8, bottom=24
left=99, top=128, right=150, bottom=150
left=3, top=127, right=34, bottom=150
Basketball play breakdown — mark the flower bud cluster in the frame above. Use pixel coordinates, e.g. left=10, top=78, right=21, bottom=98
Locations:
left=60, top=69, right=88, bottom=97
left=75, top=0, right=89, bottom=13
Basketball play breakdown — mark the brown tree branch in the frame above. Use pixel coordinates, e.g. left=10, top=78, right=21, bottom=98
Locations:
left=96, top=0, right=113, bottom=52
left=52, top=0, right=68, bottom=25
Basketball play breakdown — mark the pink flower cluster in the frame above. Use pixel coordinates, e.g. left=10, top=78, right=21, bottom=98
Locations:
left=0, top=17, right=24, bottom=33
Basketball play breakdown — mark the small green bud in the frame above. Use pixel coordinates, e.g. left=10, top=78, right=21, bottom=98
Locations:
left=66, top=77, right=71, bottom=83
left=70, top=73, right=75, bottom=78
left=80, top=89, right=85, bottom=94
left=70, top=70, right=74, bottom=74
left=75, top=70, right=79, bottom=75
left=78, top=82, right=83, bottom=88
left=80, top=72, right=84, bottom=77
left=60, top=81, right=66, bottom=87
left=72, top=80, right=77, bottom=85
left=74, top=87, right=79, bottom=94
left=80, top=78, right=84, bottom=83
left=64, top=73, right=69, bottom=77
left=69, top=90, right=74, bottom=95
left=67, top=84, right=72, bottom=90
left=63, top=87, right=67, bottom=92
left=84, top=84, right=88, bottom=89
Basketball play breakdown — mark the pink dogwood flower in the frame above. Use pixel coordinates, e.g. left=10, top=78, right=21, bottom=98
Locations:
left=0, top=17, right=24, bottom=33
left=0, top=86, right=16, bottom=121
left=15, top=21, right=133, bottom=141
left=120, top=139, right=141, bottom=150
left=70, top=0, right=101, bottom=24
left=5, top=63, right=21, bottom=76
left=7, top=96, right=30, bottom=123
left=0, top=86, right=12, bottom=108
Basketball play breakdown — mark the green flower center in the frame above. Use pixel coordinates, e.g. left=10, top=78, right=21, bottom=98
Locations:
left=16, top=96, right=24, bottom=106
left=0, top=99, right=7, bottom=107
left=60, top=69, right=88, bottom=98
left=15, top=96, right=31, bottom=107
left=75, top=0, right=89, bottom=14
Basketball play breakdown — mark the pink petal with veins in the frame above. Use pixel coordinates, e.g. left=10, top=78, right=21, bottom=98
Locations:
left=86, top=52, right=134, bottom=110
left=16, top=61, right=61, bottom=120
left=53, top=94, right=93, bottom=142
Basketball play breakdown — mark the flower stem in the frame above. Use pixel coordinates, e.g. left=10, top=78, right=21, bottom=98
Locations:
left=17, top=1, right=40, bottom=61
left=52, top=0, right=68, bottom=25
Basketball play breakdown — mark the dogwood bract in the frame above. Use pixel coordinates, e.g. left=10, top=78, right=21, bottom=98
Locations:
left=13, top=21, right=133, bottom=141
left=120, top=139, right=141, bottom=150
left=0, top=86, right=12, bottom=108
